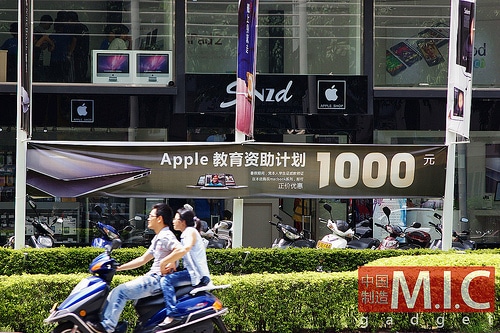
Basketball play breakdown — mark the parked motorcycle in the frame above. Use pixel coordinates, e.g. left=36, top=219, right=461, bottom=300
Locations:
left=90, top=205, right=121, bottom=248
left=316, top=218, right=354, bottom=249
left=375, top=206, right=431, bottom=250
left=269, top=214, right=316, bottom=249
left=428, top=213, right=476, bottom=250
left=318, top=204, right=380, bottom=250
left=44, top=239, right=231, bottom=333
left=4, top=196, right=61, bottom=248
left=90, top=206, right=148, bottom=248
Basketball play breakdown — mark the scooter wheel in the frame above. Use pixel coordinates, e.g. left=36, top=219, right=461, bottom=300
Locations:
left=51, top=322, right=82, bottom=333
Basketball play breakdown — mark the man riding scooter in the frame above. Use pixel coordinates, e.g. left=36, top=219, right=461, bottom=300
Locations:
left=87, top=203, right=180, bottom=333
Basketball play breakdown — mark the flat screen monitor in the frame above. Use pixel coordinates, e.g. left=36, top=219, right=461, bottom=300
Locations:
left=92, top=50, right=134, bottom=83
left=134, top=51, right=172, bottom=84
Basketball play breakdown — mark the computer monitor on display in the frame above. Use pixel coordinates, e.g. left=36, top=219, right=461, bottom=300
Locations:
left=92, top=50, right=134, bottom=83
left=134, top=51, right=172, bottom=84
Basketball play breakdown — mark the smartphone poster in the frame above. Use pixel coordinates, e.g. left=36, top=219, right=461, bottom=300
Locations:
left=446, top=0, right=476, bottom=140
left=456, top=0, right=475, bottom=74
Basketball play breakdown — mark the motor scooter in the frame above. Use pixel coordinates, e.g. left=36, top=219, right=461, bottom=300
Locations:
left=44, top=239, right=231, bottom=333
left=92, top=212, right=148, bottom=248
left=375, top=207, right=432, bottom=250
left=4, top=196, right=62, bottom=248
left=318, top=204, right=380, bottom=250
left=269, top=214, right=316, bottom=248
left=428, top=213, right=476, bottom=250
left=90, top=208, right=121, bottom=248
left=316, top=218, right=354, bottom=249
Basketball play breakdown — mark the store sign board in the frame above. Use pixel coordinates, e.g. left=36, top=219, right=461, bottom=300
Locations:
left=27, top=142, right=446, bottom=198
left=185, top=74, right=367, bottom=115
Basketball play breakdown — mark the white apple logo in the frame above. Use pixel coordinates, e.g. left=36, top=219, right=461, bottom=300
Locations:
left=325, top=85, right=338, bottom=101
left=77, top=103, right=88, bottom=116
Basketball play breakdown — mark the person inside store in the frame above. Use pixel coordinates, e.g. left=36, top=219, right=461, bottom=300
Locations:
left=157, top=206, right=211, bottom=329
left=66, top=11, right=89, bottom=82
left=33, top=15, right=54, bottom=81
left=100, top=24, right=117, bottom=50
left=87, top=203, right=181, bottom=333
left=108, top=24, right=132, bottom=50
left=49, top=16, right=74, bottom=82
left=1, top=23, right=18, bottom=82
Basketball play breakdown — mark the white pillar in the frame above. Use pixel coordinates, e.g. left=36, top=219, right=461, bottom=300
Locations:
left=232, top=198, right=244, bottom=247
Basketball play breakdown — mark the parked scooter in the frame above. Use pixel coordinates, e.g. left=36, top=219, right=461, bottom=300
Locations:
left=375, top=206, right=431, bottom=250
left=4, top=196, right=61, bottom=248
left=90, top=206, right=121, bottom=248
left=316, top=218, right=354, bottom=249
left=428, top=213, right=476, bottom=250
left=44, top=239, right=231, bottom=333
left=318, top=204, right=380, bottom=250
left=200, top=219, right=233, bottom=249
left=269, top=214, right=316, bottom=248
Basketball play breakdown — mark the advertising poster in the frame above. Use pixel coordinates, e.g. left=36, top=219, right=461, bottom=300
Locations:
left=26, top=141, right=447, bottom=199
left=236, top=0, right=258, bottom=137
left=446, top=0, right=476, bottom=139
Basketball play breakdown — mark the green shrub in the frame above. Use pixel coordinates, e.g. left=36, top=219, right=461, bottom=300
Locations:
left=0, top=248, right=499, bottom=332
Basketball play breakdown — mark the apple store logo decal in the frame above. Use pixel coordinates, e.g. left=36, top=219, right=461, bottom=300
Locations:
left=317, top=80, right=346, bottom=110
left=71, top=99, right=95, bottom=123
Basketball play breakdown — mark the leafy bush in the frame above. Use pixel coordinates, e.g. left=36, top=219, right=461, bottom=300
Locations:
left=1, top=248, right=499, bottom=332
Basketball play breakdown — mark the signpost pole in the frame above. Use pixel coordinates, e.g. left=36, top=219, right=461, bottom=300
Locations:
left=14, top=0, right=33, bottom=249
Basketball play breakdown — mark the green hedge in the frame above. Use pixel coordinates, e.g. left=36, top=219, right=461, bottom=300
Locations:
left=0, top=246, right=446, bottom=276
left=1, top=248, right=500, bottom=332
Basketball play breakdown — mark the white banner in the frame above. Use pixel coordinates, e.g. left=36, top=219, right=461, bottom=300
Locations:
left=446, top=0, right=476, bottom=141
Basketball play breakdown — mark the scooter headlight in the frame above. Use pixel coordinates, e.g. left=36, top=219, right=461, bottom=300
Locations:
left=38, top=236, right=54, bottom=247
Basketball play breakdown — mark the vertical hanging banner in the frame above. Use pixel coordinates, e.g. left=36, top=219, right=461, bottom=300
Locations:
left=236, top=0, right=259, bottom=138
left=446, top=0, right=476, bottom=141
left=20, top=0, right=32, bottom=136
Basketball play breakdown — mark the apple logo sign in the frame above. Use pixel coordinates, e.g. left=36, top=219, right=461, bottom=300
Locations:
left=325, top=85, right=338, bottom=101
left=77, top=103, right=88, bottom=116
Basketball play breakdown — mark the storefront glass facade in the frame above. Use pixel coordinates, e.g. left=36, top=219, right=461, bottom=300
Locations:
left=0, top=0, right=499, bottom=247
left=374, top=0, right=498, bottom=87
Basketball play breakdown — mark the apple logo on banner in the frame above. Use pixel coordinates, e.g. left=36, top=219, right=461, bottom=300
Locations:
left=71, top=99, right=94, bottom=123
left=325, top=85, right=339, bottom=101
left=77, top=103, right=88, bottom=116
left=317, top=80, right=346, bottom=110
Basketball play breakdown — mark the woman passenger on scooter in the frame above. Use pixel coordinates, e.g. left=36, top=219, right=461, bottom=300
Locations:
left=157, top=206, right=211, bottom=329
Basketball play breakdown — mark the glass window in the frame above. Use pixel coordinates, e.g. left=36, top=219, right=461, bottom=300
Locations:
left=0, top=0, right=173, bottom=83
left=374, top=0, right=500, bottom=88
left=374, top=0, right=451, bottom=87
left=186, top=0, right=363, bottom=75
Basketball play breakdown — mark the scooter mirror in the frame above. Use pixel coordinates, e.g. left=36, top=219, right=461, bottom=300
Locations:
left=434, top=213, right=442, bottom=219
left=323, top=203, right=332, bottom=213
left=93, top=205, right=103, bottom=216
left=382, top=206, right=391, bottom=218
